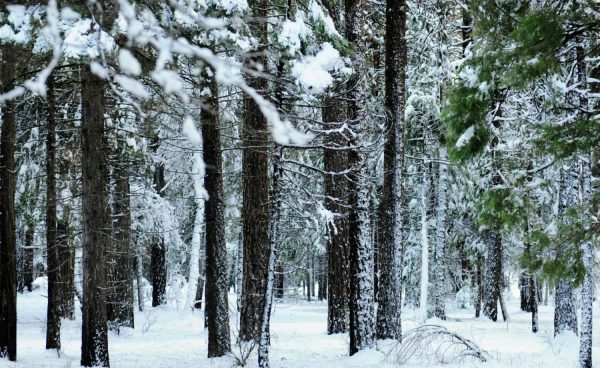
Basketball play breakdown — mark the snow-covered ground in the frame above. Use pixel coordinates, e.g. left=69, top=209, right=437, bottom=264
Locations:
left=3, top=285, right=598, bottom=368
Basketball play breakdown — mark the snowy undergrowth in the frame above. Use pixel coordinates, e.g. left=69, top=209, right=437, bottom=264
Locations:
left=6, top=285, right=599, bottom=368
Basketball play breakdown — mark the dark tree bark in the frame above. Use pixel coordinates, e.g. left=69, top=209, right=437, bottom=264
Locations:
left=317, top=255, right=326, bottom=301
left=275, top=262, right=284, bottom=299
left=151, top=157, right=167, bottom=307
left=194, top=258, right=204, bottom=310
left=482, top=114, right=503, bottom=322
left=239, top=0, right=271, bottom=343
left=554, top=163, right=578, bottom=337
left=482, top=229, right=502, bottom=321
left=474, top=253, right=483, bottom=318
left=0, top=42, right=18, bottom=362
left=56, top=98, right=77, bottom=321
left=257, top=147, right=284, bottom=368
left=45, top=75, right=61, bottom=350
left=80, top=64, right=110, bottom=367
left=57, top=216, right=74, bottom=320
left=377, top=0, right=407, bottom=340
left=530, top=275, right=538, bottom=333
left=519, top=272, right=532, bottom=312
left=575, top=34, right=592, bottom=368
left=346, top=0, right=376, bottom=355
left=322, top=0, right=350, bottom=336
left=107, top=146, right=135, bottom=330
left=135, top=255, right=145, bottom=312
left=202, top=74, right=231, bottom=357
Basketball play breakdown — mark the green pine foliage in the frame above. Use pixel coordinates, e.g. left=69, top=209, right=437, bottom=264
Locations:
left=443, top=1, right=599, bottom=286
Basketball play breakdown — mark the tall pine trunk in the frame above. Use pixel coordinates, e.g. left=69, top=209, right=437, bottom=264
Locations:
left=482, top=122, right=503, bottom=322
left=108, top=146, right=135, bottom=330
left=57, top=214, right=74, bottom=319
left=202, top=74, right=231, bottom=357
left=323, top=93, right=350, bottom=333
left=376, top=0, right=407, bottom=339
left=257, top=147, right=284, bottom=368
left=346, top=0, right=375, bottom=355
left=432, top=148, right=447, bottom=320
left=46, top=75, right=61, bottom=350
left=80, top=64, right=110, bottom=367
left=239, top=0, right=271, bottom=342
left=482, top=229, right=502, bottom=321
left=151, top=158, right=167, bottom=307
left=322, top=0, right=350, bottom=336
left=576, top=36, right=593, bottom=368
left=0, top=42, right=18, bottom=362
left=418, top=165, right=430, bottom=323
left=19, top=226, right=34, bottom=293
left=554, top=163, right=579, bottom=337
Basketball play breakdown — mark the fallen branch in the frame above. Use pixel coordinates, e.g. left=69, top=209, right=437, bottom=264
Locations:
left=387, top=324, right=490, bottom=365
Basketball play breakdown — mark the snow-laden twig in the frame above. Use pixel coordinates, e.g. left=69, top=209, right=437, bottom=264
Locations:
left=387, top=324, right=490, bottom=365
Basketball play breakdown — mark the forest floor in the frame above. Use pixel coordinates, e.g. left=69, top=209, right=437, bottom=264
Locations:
left=4, top=280, right=598, bottom=368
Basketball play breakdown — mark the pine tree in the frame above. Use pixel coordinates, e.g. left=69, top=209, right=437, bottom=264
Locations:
left=240, top=0, right=271, bottom=342
left=346, top=0, right=376, bottom=355
left=323, top=0, right=350, bottom=335
left=45, top=74, right=61, bottom=350
left=202, top=73, right=231, bottom=357
left=107, top=130, right=135, bottom=330
left=80, top=63, right=110, bottom=367
left=376, top=0, right=407, bottom=339
left=0, top=41, right=18, bottom=363
left=150, top=132, right=167, bottom=307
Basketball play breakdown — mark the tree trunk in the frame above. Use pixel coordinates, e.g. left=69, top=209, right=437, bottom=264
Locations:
left=195, top=244, right=205, bottom=311
left=418, top=165, right=430, bottom=323
left=530, top=276, right=538, bottom=333
left=519, top=272, right=531, bottom=312
left=275, top=262, right=285, bottom=299
left=578, top=158, right=593, bottom=367
left=0, top=42, right=18, bottom=362
left=317, top=255, right=326, bottom=301
left=554, top=163, right=579, bottom=336
left=376, top=0, right=407, bottom=339
left=257, top=147, right=284, bottom=368
left=45, top=75, right=61, bottom=350
left=499, top=289, right=508, bottom=322
left=482, top=229, right=501, bottom=321
left=151, top=160, right=167, bottom=307
left=202, top=74, right=231, bottom=357
left=239, top=0, right=271, bottom=343
left=523, top=213, right=538, bottom=332
left=186, top=139, right=204, bottom=312
left=57, top=216, right=74, bottom=320
left=80, top=64, right=110, bottom=367
left=135, top=255, right=145, bottom=312
left=475, top=253, right=483, bottom=318
left=322, top=0, right=350, bottom=336
left=108, top=150, right=135, bottom=330
left=19, top=226, right=34, bottom=293
left=346, top=0, right=375, bottom=355
left=432, top=148, right=447, bottom=320
left=576, top=36, right=593, bottom=368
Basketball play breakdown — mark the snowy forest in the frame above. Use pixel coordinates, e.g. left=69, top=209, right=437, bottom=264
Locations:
left=0, top=0, right=598, bottom=367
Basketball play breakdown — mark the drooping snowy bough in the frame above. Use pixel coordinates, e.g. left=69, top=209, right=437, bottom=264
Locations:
left=387, top=325, right=489, bottom=366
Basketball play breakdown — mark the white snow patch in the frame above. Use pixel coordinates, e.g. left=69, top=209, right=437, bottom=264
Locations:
left=455, top=125, right=475, bottom=149
left=291, top=42, right=343, bottom=94
left=114, top=75, right=150, bottom=99
left=119, top=48, right=142, bottom=76
left=90, top=62, right=108, bottom=79
left=182, top=117, right=202, bottom=146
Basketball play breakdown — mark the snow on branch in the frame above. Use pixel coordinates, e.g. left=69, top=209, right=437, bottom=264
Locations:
left=387, top=325, right=490, bottom=365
